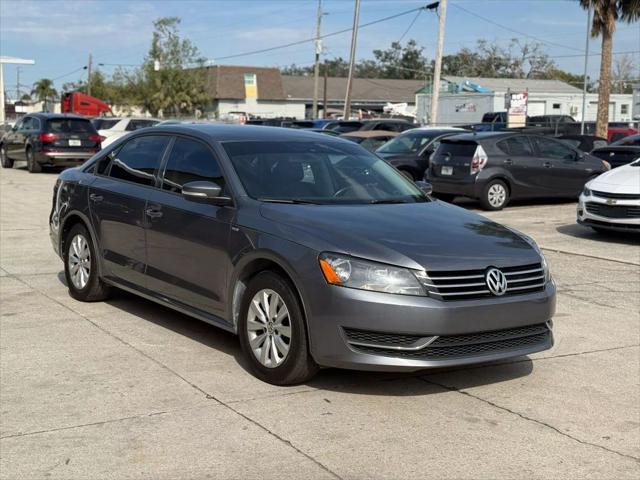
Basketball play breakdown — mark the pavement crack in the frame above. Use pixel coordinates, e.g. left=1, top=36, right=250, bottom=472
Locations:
left=0, top=410, right=170, bottom=440
left=541, top=247, right=640, bottom=267
left=419, top=377, right=640, bottom=463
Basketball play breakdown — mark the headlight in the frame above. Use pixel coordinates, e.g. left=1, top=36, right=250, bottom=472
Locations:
left=582, top=186, right=592, bottom=196
left=505, top=227, right=552, bottom=283
left=602, top=160, right=611, bottom=170
left=319, top=253, right=425, bottom=296
left=541, top=253, right=551, bottom=283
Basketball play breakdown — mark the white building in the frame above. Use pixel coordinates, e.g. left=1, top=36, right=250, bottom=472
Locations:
left=416, top=76, right=634, bottom=125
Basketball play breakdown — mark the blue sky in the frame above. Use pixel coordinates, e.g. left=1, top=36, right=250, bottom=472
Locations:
left=1, top=0, right=638, bottom=98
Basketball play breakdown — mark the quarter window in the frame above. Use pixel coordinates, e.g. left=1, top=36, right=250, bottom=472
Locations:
left=161, top=137, right=225, bottom=193
left=497, top=136, right=534, bottom=156
left=108, top=135, right=170, bottom=187
left=533, top=137, right=575, bottom=160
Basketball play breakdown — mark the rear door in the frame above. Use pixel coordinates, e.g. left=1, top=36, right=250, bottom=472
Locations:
left=145, top=136, right=234, bottom=318
left=531, top=136, right=589, bottom=195
left=88, top=134, right=171, bottom=289
left=429, top=139, right=478, bottom=180
left=7, top=117, right=28, bottom=160
left=494, top=135, right=548, bottom=195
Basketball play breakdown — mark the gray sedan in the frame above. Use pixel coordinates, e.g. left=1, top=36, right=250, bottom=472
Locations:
left=50, top=125, right=555, bottom=385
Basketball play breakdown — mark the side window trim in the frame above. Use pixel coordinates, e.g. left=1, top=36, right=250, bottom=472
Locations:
left=100, top=134, right=173, bottom=189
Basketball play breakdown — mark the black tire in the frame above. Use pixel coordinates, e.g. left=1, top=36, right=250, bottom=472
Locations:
left=63, top=223, right=111, bottom=302
left=480, top=179, right=510, bottom=211
left=0, top=144, right=13, bottom=168
left=238, top=271, right=318, bottom=385
left=26, top=147, right=42, bottom=173
left=434, top=193, right=456, bottom=203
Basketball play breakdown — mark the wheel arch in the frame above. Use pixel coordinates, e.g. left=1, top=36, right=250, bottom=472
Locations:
left=59, top=210, right=104, bottom=277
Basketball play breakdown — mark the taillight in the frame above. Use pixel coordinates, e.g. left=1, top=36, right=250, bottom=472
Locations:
left=470, top=145, right=488, bottom=174
left=88, top=134, right=104, bottom=143
left=40, top=133, right=58, bottom=143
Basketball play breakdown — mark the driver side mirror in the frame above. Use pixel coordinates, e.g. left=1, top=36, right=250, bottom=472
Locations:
left=182, top=181, right=232, bottom=205
left=414, top=180, right=433, bottom=196
left=575, top=151, right=584, bottom=161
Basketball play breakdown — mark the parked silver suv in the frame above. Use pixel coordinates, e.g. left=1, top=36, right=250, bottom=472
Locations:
left=50, top=125, right=555, bottom=385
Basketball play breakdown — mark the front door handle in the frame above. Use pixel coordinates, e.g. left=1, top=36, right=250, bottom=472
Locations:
left=89, top=193, right=103, bottom=203
left=543, top=162, right=552, bottom=168
left=503, top=158, right=513, bottom=165
left=145, top=207, right=163, bottom=219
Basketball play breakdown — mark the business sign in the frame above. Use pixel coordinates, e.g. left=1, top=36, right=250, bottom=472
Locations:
left=506, top=91, right=528, bottom=128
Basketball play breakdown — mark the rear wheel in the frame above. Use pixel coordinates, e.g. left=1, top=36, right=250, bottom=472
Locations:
left=26, top=147, right=41, bottom=173
left=238, top=271, right=318, bottom=385
left=0, top=145, right=13, bottom=168
left=480, top=179, right=509, bottom=210
left=64, top=223, right=111, bottom=302
left=398, top=169, right=415, bottom=181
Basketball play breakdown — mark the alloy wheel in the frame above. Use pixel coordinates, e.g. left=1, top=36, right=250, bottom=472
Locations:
left=246, top=289, right=292, bottom=368
left=68, top=234, right=91, bottom=290
left=487, top=184, right=507, bottom=208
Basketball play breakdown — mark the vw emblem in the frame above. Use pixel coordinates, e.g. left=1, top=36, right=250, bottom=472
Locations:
left=606, top=198, right=616, bottom=205
left=485, top=268, right=508, bottom=296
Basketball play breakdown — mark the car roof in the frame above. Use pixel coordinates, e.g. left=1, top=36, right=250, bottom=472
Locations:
left=29, top=113, right=90, bottom=120
left=149, top=124, right=356, bottom=143
left=440, top=131, right=518, bottom=142
left=341, top=130, right=400, bottom=138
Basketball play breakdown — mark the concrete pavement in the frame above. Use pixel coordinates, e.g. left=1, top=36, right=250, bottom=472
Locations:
left=1, top=165, right=638, bottom=479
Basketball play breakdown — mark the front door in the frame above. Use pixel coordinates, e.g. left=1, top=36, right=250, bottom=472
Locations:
left=145, top=136, right=234, bottom=318
left=88, top=134, right=171, bottom=289
left=532, top=136, right=589, bottom=196
left=495, top=135, right=552, bottom=196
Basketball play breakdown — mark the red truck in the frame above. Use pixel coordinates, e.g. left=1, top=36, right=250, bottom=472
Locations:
left=61, top=92, right=112, bottom=117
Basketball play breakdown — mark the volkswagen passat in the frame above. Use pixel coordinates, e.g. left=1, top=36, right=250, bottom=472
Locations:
left=50, top=125, right=556, bottom=385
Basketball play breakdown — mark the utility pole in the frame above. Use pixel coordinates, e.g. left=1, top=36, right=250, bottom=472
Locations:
left=580, top=3, right=592, bottom=135
left=323, top=62, right=328, bottom=118
left=86, top=53, right=93, bottom=97
left=429, top=0, right=447, bottom=126
left=312, top=0, right=324, bottom=119
left=343, top=0, right=361, bottom=119
left=16, top=67, right=21, bottom=99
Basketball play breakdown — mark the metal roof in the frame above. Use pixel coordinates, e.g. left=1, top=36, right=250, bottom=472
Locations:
left=442, top=76, right=582, bottom=94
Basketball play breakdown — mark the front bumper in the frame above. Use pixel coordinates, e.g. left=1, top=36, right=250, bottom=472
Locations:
left=577, top=193, right=640, bottom=231
left=305, top=279, right=556, bottom=371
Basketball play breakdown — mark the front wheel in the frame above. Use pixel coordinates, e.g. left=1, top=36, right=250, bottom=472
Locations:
left=480, top=179, right=510, bottom=210
left=0, top=145, right=13, bottom=168
left=64, top=223, right=111, bottom=302
left=238, top=272, right=318, bottom=385
left=26, top=147, right=42, bottom=173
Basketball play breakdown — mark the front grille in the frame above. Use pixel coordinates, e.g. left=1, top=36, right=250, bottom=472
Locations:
left=421, top=263, right=545, bottom=301
left=343, top=328, right=425, bottom=348
left=592, top=190, right=640, bottom=201
left=585, top=202, right=640, bottom=219
left=347, top=323, right=551, bottom=360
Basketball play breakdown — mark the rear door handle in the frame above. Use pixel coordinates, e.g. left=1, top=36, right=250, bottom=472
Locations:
left=503, top=158, right=513, bottom=165
left=145, top=207, right=163, bottom=219
left=89, top=193, right=103, bottom=203
left=543, top=162, right=552, bottom=168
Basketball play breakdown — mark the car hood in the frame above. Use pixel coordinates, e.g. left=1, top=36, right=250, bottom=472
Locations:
left=376, top=152, right=420, bottom=161
left=259, top=201, right=539, bottom=271
left=589, top=162, right=640, bottom=193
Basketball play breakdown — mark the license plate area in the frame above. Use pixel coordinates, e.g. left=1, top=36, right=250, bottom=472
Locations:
left=441, top=166, right=453, bottom=176
left=68, top=139, right=81, bottom=147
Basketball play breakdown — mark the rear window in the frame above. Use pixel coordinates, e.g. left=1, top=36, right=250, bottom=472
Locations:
left=92, top=119, right=119, bottom=130
left=437, top=140, right=478, bottom=157
left=46, top=118, right=95, bottom=133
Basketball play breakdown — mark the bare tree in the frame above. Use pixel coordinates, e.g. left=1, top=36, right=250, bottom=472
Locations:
left=611, top=54, right=635, bottom=93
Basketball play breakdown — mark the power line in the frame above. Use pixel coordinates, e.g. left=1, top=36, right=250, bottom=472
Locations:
left=397, top=9, right=422, bottom=44
left=51, top=67, right=86, bottom=82
left=450, top=2, right=584, bottom=53
left=213, top=4, right=429, bottom=61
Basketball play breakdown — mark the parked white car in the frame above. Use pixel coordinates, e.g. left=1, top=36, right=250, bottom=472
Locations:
left=98, top=117, right=160, bottom=148
left=577, top=158, right=640, bottom=233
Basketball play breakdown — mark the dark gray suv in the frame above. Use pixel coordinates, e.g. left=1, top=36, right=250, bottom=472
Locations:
left=50, top=125, right=556, bottom=385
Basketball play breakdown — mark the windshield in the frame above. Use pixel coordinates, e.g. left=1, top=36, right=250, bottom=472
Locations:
left=376, top=131, right=438, bottom=154
left=223, top=140, right=429, bottom=205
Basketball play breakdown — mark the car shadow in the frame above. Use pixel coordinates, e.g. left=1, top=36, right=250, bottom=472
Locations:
left=13, top=164, right=68, bottom=174
left=557, top=223, right=640, bottom=244
left=451, top=197, right=576, bottom=210
left=56, top=274, right=536, bottom=394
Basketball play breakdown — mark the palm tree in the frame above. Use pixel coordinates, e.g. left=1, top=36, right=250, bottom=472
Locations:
left=31, top=78, right=58, bottom=109
left=579, top=1, right=640, bottom=138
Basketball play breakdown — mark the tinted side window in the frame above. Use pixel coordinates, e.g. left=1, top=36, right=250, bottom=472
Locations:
left=126, top=120, right=158, bottom=131
left=533, top=137, right=575, bottom=160
left=109, top=135, right=170, bottom=187
left=20, top=118, right=34, bottom=130
left=497, top=136, right=534, bottom=156
left=161, top=137, right=225, bottom=193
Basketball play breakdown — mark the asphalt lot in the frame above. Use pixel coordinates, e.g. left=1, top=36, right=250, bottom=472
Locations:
left=1, top=164, right=639, bottom=479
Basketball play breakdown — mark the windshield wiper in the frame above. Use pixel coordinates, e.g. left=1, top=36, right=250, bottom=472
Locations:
left=368, top=198, right=409, bottom=204
left=258, top=198, right=321, bottom=204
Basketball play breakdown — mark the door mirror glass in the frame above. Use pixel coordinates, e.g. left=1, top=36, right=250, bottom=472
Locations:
left=414, top=180, right=433, bottom=195
left=182, top=181, right=230, bottom=204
